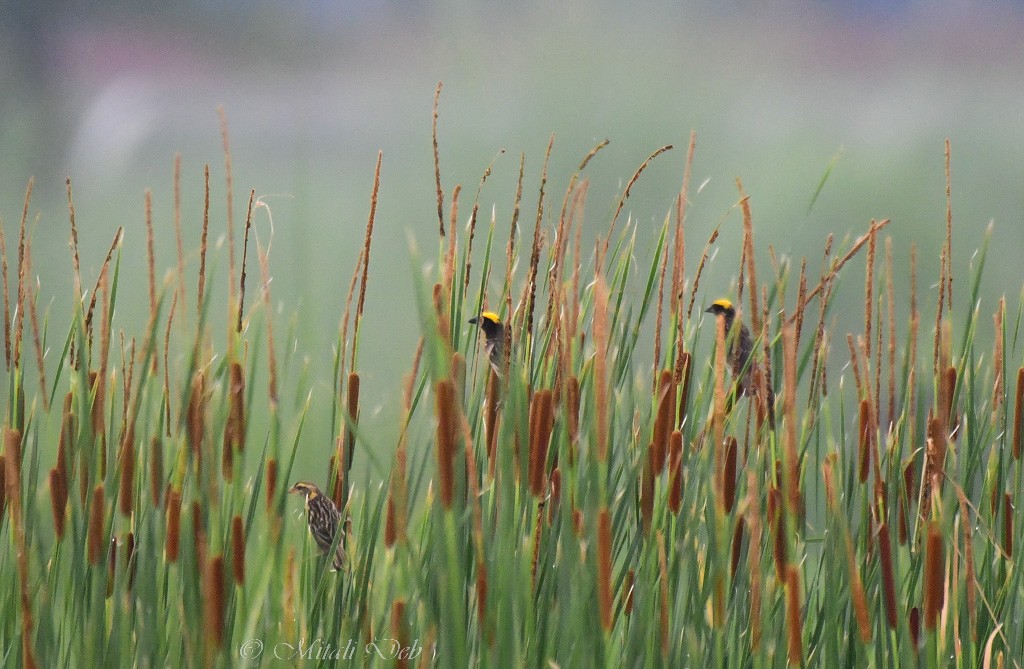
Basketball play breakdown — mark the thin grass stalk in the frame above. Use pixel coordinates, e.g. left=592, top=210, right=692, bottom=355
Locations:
left=231, top=515, right=245, bottom=585
left=957, top=492, right=977, bottom=640
left=603, top=144, right=673, bottom=261
left=218, top=107, right=237, bottom=324
left=787, top=219, right=891, bottom=323
left=668, top=430, right=683, bottom=513
left=25, top=238, right=47, bottom=409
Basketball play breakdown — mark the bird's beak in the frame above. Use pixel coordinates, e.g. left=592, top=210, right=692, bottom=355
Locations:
left=468, top=316, right=479, bottom=325
left=288, top=484, right=301, bottom=494
left=704, top=306, right=714, bottom=314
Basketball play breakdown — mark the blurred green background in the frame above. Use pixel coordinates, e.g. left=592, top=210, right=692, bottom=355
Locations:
left=2, top=1, right=1022, bottom=479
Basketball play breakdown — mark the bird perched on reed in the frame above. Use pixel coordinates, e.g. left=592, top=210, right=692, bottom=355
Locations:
left=288, top=481, right=345, bottom=571
left=705, top=298, right=775, bottom=426
left=469, top=311, right=505, bottom=377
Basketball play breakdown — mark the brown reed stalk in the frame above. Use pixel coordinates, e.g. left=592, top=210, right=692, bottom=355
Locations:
left=265, top=459, right=278, bottom=512
left=668, top=431, right=683, bottom=513
left=597, top=506, right=613, bottom=631
left=657, top=531, right=670, bottom=657
left=992, top=302, right=1005, bottom=420
left=723, top=436, right=738, bottom=514
left=144, top=190, right=158, bottom=349
left=909, top=606, right=921, bottom=650
left=257, top=242, right=278, bottom=405
left=730, top=517, right=745, bottom=577
left=744, top=470, right=763, bottom=651
left=788, top=219, right=892, bottom=324
left=4, top=428, right=36, bottom=669
left=1004, top=492, right=1013, bottom=559
left=88, top=484, right=105, bottom=566
left=166, top=489, right=182, bottom=562
left=672, top=132, right=696, bottom=333
left=522, top=136, right=553, bottom=343
left=218, top=107, right=237, bottom=307
left=0, top=217, right=9, bottom=370
left=118, top=421, right=135, bottom=518
left=877, top=521, right=898, bottom=630
left=1014, top=367, right=1023, bottom=460
left=527, top=390, right=554, bottom=498
left=651, top=370, right=673, bottom=474
left=444, top=190, right=458, bottom=324
left=713, top=314, right=727, bottom=493
left=231, top=515, right=245, bottom=585
left=864, top=220, right=877, bottom=365
left=944, top=139, right=953, bottom=310
left=676, top=351, right=692, bottom=423
left=594, top=275, right=611, bottom=462
left=886, top=238, right=897, bottom=430
left=353, top=152, right=383, bottom=361
left=236, top=190, right=255, bottom=332
left=434, top=378, right=458, bottom=508
left=432, top=81, right=445, bottom=237
left=49, top=466, right=68, bottom=539
left=163, top=291, right=177, bottom=435
left=548, top=467, right=561, bottom=525
left=16, top=249, right=41, bottom=408
left=846, top=334, right=865, bottom=400
left=464, top=150, right=502, bottom=293
left=604, top=144, right=673, bottom=261
left=12, top=179, right=31, bottom=373
left=685, top=225, right=720, bottom=320
left=922, top=520, right=944, bottom=631
left=858, top=398, right=872, bottom=484
left=172, top=154, right=185, bottom=306
left=204, top=554, right=226, bottom=649
left=785, top=565, right=803, bottom=665
left=149, top=436, right=163, bottom=509
left=782, top=325, right=800, bottom=515
left=736, top=180, right=762, bottom=338
left=198, top=164, right=210, bottom=319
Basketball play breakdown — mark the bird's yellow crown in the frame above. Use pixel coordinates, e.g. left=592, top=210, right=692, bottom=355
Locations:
left=479, top=311, right=501, bottom=324
left=289, top=481, right=320, bottom=498
left=711, top=298, right=733, bottom=310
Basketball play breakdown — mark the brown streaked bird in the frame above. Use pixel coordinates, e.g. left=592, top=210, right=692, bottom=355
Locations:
left=288, top=481, right=345, bottom=571
left=469, top=311, right=505, bottom=377
left=705, top=298, right=775, bottom=426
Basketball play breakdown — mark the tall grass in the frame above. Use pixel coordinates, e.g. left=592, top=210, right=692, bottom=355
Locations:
left=0, top=105, right=1021, bottom=667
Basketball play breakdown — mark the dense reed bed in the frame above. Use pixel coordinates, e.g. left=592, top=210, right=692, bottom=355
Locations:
left=0, top=104, right=1020, bottom=667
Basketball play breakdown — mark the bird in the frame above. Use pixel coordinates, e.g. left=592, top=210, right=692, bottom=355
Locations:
left=468, top=311, right=505, bottom=377
left=705, top=298, right=775, bottom=426
left=288, top=481, right=345, bottom=571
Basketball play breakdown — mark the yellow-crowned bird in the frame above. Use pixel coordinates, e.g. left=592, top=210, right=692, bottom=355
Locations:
left=469, top=311, right=505, bottom=377
left=705, top=298, right=775, bottom=426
